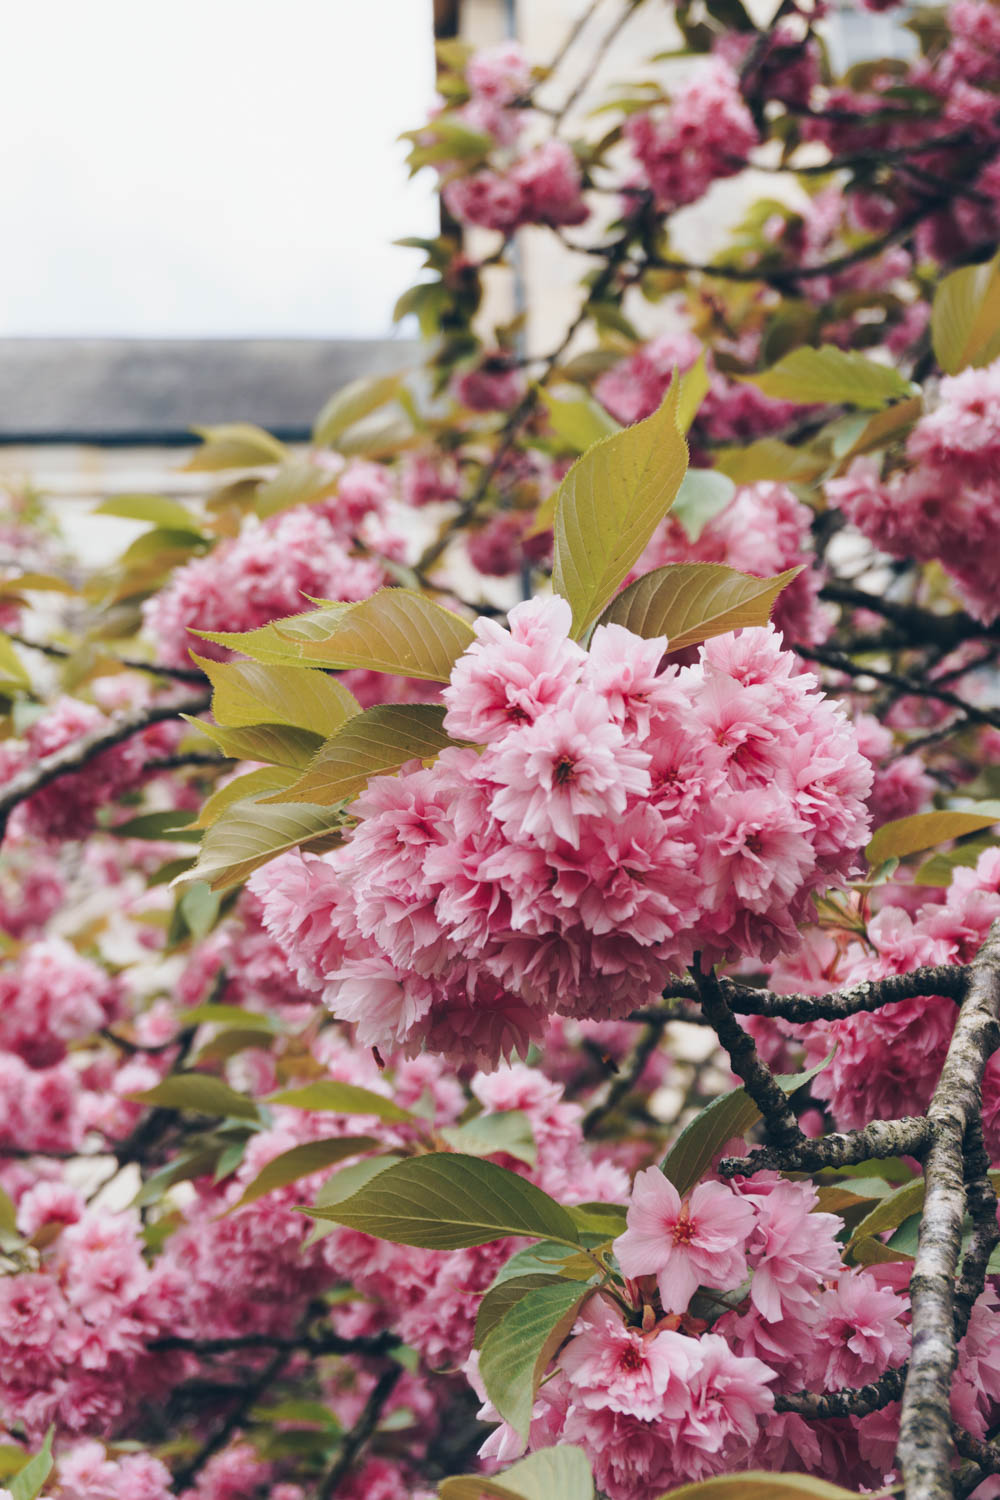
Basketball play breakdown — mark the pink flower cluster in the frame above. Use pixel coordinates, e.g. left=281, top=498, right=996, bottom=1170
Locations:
left=143, top=480, right=393, bottom=666
left=252, top=599, right=871, bottom=1067
left=0, top=1191, right=178, bottom=1437
left=638, top=479, right=831, bottom=646
left=0, top=696, right=176, bottom=843
left=593, top=325, right=802, bottom=448
left=474, top=1166, right=1000, bottom=1498
left=775, top=846, right=1000, bottom=1150
left=829, top=358, right=1000, bottom=622
left=624, top=60, right=759, bottom=213
left=0, top=939, right=122, bottom=1068
left=443, top=139, right=588, bottom=233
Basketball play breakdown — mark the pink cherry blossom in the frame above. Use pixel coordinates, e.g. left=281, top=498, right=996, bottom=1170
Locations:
left=614, top=1168, right=754, bottom=1313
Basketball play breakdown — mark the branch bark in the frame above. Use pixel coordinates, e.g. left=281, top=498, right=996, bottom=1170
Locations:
left=898, top=919, right=1000, bottom=1500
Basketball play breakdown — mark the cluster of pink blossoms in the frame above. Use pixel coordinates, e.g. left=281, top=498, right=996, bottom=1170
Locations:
left=252, top=599, right=872, bottom=1067
left=829, top=357, right=1000, bottom=623
left=624, top=60, right=758, bottom=213
left=473, top=1167, right=1000, bottom=1498
left=765, top=845, right=1000, bottom=1152
left=434, top=40, right=588, bottom=232
left=593, top=324, right=803, bottom=449
left=0, top=695, right=178, bottom=844
left=143, top=465, right=395, bottom=666
left=637, top=479, right=831, bottom=647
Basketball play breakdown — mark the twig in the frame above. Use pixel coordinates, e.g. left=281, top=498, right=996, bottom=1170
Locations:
left=172, top=1345, right=294, bottom=1489
left=150, top=1331, right=400, bottom=1359
left=818, top=584, right=993, bottom=650
left=689, top=960, right=803, bottom=1150
left=9, top=632, right=206, bottom=684
left=317, top=1364, right=402, bottom=1500
left=898, top=919, right=1000, bottom=1500
left=953, top=1118, right=999, bottom=1339
left=582, top=1021, right=663, bottom=1136
left=794, top=645, right=1000, bottom=731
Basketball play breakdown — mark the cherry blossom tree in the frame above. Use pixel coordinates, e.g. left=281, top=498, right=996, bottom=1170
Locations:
left=2, top=3, right=1000, bottom=1499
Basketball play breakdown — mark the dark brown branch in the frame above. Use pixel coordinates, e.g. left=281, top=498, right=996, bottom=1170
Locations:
left=777, top=1364, right=907, bottom=1419
left=718, top=1115, right=933, bottom=1178
left=631, top=964, right=968, bottom=1026
left=0, top=693, right=210, bottom=842
left=317, top=1364, right=402, bottom=1500
left=582, top=1021, right=664, bottom=1136
left=172, top=1344, right=293, bottom=1490
left=898, top=919, right=1000, bottom=1500
left=818, top=584, right=993, bottom=650
left=794, top=645, right=1000, bottom=731
left=150, top=1331, right=400, bottom=1359
left=689, top=961, right=803, bottom=1150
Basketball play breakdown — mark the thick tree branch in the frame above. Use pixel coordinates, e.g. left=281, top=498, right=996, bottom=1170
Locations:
left=898, top=919, right=1000, bottom=1500
left=777, top=1365, right=907, bottom=1419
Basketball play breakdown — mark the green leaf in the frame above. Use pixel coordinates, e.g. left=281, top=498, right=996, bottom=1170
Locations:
left=303, top=1154, right=404, bottom=1247
left=439, top=1444, right=594, bottom=1500
left=866, top=805, right=1000, bottom=866
left=714, top=439, right=827, bottom=485
left=313, top=373, right=404, bottom=447
left=180, top=1003, right=277, bottom=1031
left=96, top=494, right=205, bottom=534
left=0, top=1185, right=17, bottom=1236
left=671, top=469, right=735, bottom=541
left=662, top=1053, right=834, bottom=1196
left=129, top=1073, right=260, bottom=1121
left=253, top=463, right=340, bottom=520
left=742, top=345, right=914, bottom=409
left=173, top=881, right=221, bottom=943
left=474, top=1274, right=570, bottom=1347
left=294, top=589, right=475, bottom=681
left=303, top=1153, right=581, bottom=1250
left=565, top=1201, right=628, bottom=1238
left=189, top=766, right=301, bottom=829
left=192, top=656, right=360, bottom=737
left=229, top=1136, right=379, bottom=1212
left=9, top=1428, right=54, bottom=1500
left=133, top=1147, right=227, bottom=1207
left=538, top=387, right=620, bottom=452
left=552, top=381, right=688, bottom=637
left=675, top=355, right=711, bottom=434
left=597, top=562, right=802, bottom=654
left=184, top=717, right=326, bottom=769
left=174, top=801, right=346, bottom=892
left=931, top=249, right=1000, bottom=374
left=265, top=704, right=458, bottom=807
left=829, top=395, right=923, bottom=473
left=193, top=604, right=357, bottom=667
left=185, top=423, right=287, bottom=471
left=268, top=1081, right=416, bottom=1124
left=0, top=634, right=31, bottom=692
left=440, top=1110, right=537, bottom=1167
left=110, top=809, right=199, bottom=841
left=846, top=1176, right=927, bottom=1254
left=915, top=836, right=1000, bottom=887
left=656, top=1473, right=874, bottom=1500
left=489, top=1241, right=598, bottom=1286
left=480, top=1281, right=593, bottom=1439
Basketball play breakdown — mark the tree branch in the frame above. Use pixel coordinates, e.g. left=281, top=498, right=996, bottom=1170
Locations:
left=317, top=1364, right=402, bottom=1500
left=0, top=693, right=210, bottom=842
left=689, top=960, right=803, bottom=1150
left=898, top=919, right=1000, bottom=1500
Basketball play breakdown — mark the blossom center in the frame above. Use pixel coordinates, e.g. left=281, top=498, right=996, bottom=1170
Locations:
left=671, top=1210, right=697, bottom=1246
left=554, top=755, right=577, bottom=785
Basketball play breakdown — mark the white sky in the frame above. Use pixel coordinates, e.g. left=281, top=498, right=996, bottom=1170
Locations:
left=0, top=0, right=438, bottom=337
